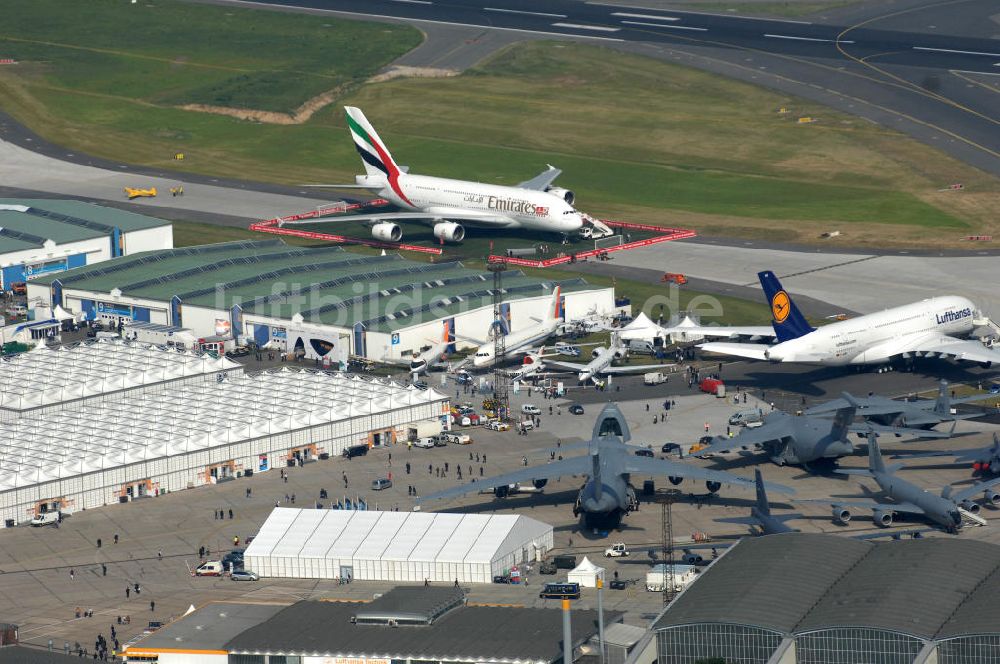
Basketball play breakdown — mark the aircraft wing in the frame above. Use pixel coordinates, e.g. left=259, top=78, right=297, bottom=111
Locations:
left=622, top=456, right=794, bottom=494
left=863, top=332, right=1000, bottom=364
left=417, top=454, right=593, bottom=504
left=663, top=325, right=776, bottom=339
left=692, top=421, right=796, bottom=458
left=278, top=208, right=513, bottom=227
left=697, top=342, right=772, bottom=361
left=801, top=498, right=926, bottom=515
left=518, top=165, right=562, bottom=191
left=948, top=476, right=1000, bottom=504
left=847, top=422, right=952, bottom=439
left=543, top=358, right=588, bottom=371
left=603, top=362, right=676, bottom=375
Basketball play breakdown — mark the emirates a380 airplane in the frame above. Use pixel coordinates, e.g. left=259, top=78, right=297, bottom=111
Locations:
left=288, top=107, right=590, bottom=243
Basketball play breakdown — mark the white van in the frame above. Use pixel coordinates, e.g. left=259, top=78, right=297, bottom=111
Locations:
left=447, top=433, right=472, bottom=445
left=31, top=512, right=60, bottom=527
left=521, top=404, right=541, bottom=415
left=195, top=561, right=224, bottom=577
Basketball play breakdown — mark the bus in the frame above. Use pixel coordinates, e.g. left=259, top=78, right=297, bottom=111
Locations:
left=539, top=582, right=581, bottom=600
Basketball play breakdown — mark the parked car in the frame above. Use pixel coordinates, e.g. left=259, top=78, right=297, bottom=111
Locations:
left=433, top=434, right=449, bottom=447
left=485, top=420, right=510, bottom=431
left=660, top=442, right=681, bottom=455
left=568, top=404, right=585, bottom=415
left=521, top=404, right=541, bottom=415
left=605, top=543, right=630, bottom=558
left=225, top=346, right=250, bottom=358
left=230, top=570, right=259, bottom=582
left=539, top=561, right=557, bottom=575
left=413, top=437, right=435, bottom=449
left=609, top=579, right=629, bottom=590
left=371, top=477, right=392, bottom=491
left=413, top=380, right=429, bottom=390
left=343, top=444, right=369, bottom=459
left=634, top=448, right=654, bottom=458
left=194, top=561, right=224, bottom=577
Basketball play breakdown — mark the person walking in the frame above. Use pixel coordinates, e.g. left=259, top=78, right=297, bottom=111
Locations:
left=125, top=586, right=130, bottom=600
left=150, top=600, right=155, bottom=613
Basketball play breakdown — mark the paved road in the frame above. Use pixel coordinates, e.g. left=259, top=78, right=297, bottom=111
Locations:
left=231, top=0, right=999, bottom=175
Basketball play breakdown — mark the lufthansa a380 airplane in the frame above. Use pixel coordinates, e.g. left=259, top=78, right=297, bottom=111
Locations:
left=288, top=107, right=589, bottom=243
left=700, top=271, right=1000, bottom=367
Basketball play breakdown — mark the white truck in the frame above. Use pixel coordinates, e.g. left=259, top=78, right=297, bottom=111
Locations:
left=30, top=512, right=60, bottom=527
left=644, top=372, right=668, bottom=386
left=604, top=543, right=630, bottom=558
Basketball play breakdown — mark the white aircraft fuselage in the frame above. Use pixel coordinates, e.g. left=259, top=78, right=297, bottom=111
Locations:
left=766, top=295, right=981, bottom=365
left=473, top=319, right=561, bottom=368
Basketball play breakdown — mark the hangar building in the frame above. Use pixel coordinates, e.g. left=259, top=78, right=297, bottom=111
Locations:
left=25, top=240, right=617, bottom=362
left=245, top=508, right=554, bottom=584
left=0, top=341, right=447, bottom=527
left=124, top=586, right=618, bottom=664
left=0, top=199, right=172, bottom=291
left=654, top=532, right=1000, bottom=664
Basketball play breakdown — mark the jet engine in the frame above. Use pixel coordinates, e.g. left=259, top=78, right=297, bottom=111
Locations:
left=591, top=347, right=605, bottom=359
left=960, top=500, right=981, bottom=515
left=371, top=222, right=402, bottom=242
left=705, top=481, right=722, bottom=494
left=833, top=505, right=852, bottom=524
left=533, top=478, right=548, bottom=490
left=873, top=509, right=893, bottom=527
left=985, top=489, right=1000, bottom=507
left=545, top=186, right=575, bottom=205
left=681, top=550, right=703, bottom=565
left=668, top=476, right=684, bottom=486
left=433, top=222, right=465, bottom=243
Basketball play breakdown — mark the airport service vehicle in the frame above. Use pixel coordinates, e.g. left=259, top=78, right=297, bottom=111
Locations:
left=447, top=433, right=472, bottom=445
left=195, top=561, right=224, bottom=577
left=473, top=288, right=563, bottom=368
left=699, top=271, right=1000, bottom=368
left=371, top=478, right=393, bottom=491
left=292, top=106, right=595, bottom=244
left=522, top=404, right=541, bottom=415
left=605, top=543, right=629, bottom=558
left=539, top=561, right=557, bottom=575
left=644, top=372, right=668, bottom=386
left=661, top=273, right=687, bottom=285
left=230, top=570, right=259, bottom=582
left=568, top=404, right=585, bottom=415
left=420, top=404, right=788, bottom=530
left=553, top=555, right=578, bottom=569
left=700, top=378, right=725, bottom=396
left=413, top=437, right=436, bottom=449
left=540, top=582, right=581, bottom=600
left=519, top=419, right=535, bottom=432
left=485, top=420, right=510, bottom=431
left=729, top=408, right=764, bottom=427
left=30, top=512, right=59, bottom=526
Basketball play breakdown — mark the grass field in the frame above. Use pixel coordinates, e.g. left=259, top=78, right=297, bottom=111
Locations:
left=1, top=2, right=996, bottom=248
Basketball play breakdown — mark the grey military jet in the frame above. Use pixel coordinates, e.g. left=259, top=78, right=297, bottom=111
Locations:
left=894, top=432, right=1000, bottom=476
left=804, top=380, right=983, bottom=429
left=822, top=432, right=1000, bottom=532
left=693, top=394, right=951, bottom=467
left=418, top=403, right=792, bottom=531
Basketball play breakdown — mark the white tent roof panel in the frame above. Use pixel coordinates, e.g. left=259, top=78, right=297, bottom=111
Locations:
left=438, top=514, right=492, bottom=564
left=356, top=511, right=409, bottom=560
left=326, top=511, right=381, bottom=559
left=249, top=508, right=300, bottom=557
left=465, top=515, right=520, bottom=564
left=408, top=513, right=465, bottom=561
left=299, top=510, right=356, bottom=559
left=271, top=509, right=326, bottom=558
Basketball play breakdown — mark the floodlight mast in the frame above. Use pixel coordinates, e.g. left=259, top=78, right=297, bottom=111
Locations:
left=488, top=261, right=510, bottom=423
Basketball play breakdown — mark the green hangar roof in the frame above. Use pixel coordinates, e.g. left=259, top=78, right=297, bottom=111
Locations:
left=0, top=199, right=168, bottom=253
left=37, top=240, right=599, bottom=333
left=656, top=533, right=1000, bottom=640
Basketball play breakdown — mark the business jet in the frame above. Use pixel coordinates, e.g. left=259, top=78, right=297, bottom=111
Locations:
left=699, top=271, right=1000, bottom=367
left=544, top=333, right=668, bottom=385
left=472, top=286, right=563, bottom=368
left=285, top=107, right=598, bottom=243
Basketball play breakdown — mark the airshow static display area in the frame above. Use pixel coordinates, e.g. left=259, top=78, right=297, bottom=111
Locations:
left=0, top=340, right=448, bottom=528
left=0, top=199, right=172, bottom=290
left=654, top=533, right=1000, bottom=664
left=25, top=240, right=617, bottom=364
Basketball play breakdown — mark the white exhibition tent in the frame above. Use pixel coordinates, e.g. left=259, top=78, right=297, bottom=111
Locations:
left=616, top=312, right=663, bottom=341
left=568, top=556, right=605, bottom=588
left=245, top=508, right=554, bottom=584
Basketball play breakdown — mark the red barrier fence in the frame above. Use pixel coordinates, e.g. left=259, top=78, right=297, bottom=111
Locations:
left=488, top=226, right=696, bottom=268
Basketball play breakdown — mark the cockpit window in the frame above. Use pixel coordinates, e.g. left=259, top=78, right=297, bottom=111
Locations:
left=598, top=417, right=623, bottom=437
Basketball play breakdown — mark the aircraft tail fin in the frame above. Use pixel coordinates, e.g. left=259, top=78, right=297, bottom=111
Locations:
left=867, top=431, right=887, bottom=474
left=345, top=107, right=401, bottom=180
left=933, top=379, right=951, bottom=415
left=544, top=285, right=563, bottom=324
left=757, top=271, right=815, bottom=342
left=754, top=469, right=771, bottom=517
left=831, top=392, right=858, bottom=440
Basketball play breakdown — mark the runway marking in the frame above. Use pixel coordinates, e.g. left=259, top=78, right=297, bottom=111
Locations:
left=389, top=0, right=431, bottom=4
left=210, top=0, right=625, bottom=41
left=484, top=7, right=566, bottom=18
left=913, top=46, right=1000, bottom=58
left=952, top=69, right=1000, bottom=77
left=552, top=22, right=621, bottom=32
left=622, top=21, right=707, bottom=31
left=765, top=34, right=852, bottom=43
left=610, top=12, right=680, bottom=21
left=589, top=1, right=811, bottom=24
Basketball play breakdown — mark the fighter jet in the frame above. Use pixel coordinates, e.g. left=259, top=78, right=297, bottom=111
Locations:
left=818, top=431, right=1000, bottom=532
left=418, top=404, right=792, bottom=531
left=894, top=432, right=1000, bottom=476
left=804, top=380, right=984, bottom=430
left=693, top=394, right=951, bottom=467
left=543, top=333, right=669, bottom=385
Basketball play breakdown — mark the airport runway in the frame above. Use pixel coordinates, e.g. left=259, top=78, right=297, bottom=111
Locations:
left=223, top=0, right=1000, bottom=176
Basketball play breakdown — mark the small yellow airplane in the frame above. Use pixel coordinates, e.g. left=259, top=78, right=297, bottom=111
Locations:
left=124, top=186, right=157, bottom=200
